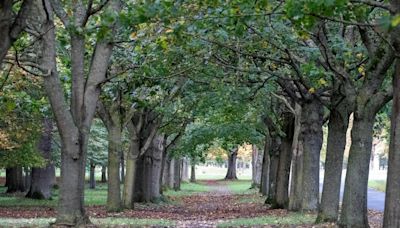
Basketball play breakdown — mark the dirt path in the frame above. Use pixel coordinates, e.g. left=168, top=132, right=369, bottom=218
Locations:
left=175, top=180, right=233, bottom=227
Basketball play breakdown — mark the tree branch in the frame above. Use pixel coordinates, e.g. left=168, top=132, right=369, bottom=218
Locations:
left=48, top=0, right=70, bottom=26
left=350, top=0, right=394, bottom=13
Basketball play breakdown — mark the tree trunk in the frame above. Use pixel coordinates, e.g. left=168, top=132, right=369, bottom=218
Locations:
left=56, top=138, right=89, bottom=225
left=173, top=158, right=181, bottom=191
left=339, top=117, right=374, bottom=227
left=101, top=166, right=107, bottom=183
left=190, top=163, right=196, bottom=183
left=39, top=1, right=120, bottom=225
left=106, top=125, right=122, bottom=211
left=289, top=140, right=304, bottom=211
left=225, top=148, right=238, bottom=180
left=181, top=158, right=189, bottom=182
left=317, top=109, right=349, bottom=222
left=300, top=99, right=324, bottom=211
left=6, top=167, right=25, bottom=193
left=260, top=135, right=270, bottom=195
left=160, top=143, right=167, bottom=194
left=162, top=156, right=170, bottom=188
left=383, top=59, right=400, bottom=228
left=134, top=134, right=164, bottom=203
left=274, top=115, right=294, bottom=209
left=120, top=153, right=125, bottom=183
left=27, top=118, right=55, bottom=199
left=123, top=137, right=139, bottom=209
left=150, top=135, right=164, bottom=202
left=251, top=145, right=260, bottom=188
left=266, top=137, right=280, bottom=205
left=5, top=168, right=10, bottom=187
left=89, top=163, right=96, bottom=189
left=288, top=103, right=302, bottom=211
left=24, top=168, right=31, bottom=190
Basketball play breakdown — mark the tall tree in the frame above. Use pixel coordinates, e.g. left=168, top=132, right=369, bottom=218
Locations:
left=38, top=0, right=121, bottom=225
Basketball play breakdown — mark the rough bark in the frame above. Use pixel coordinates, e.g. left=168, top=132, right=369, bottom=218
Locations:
left=339, top=65, right=393, bottom=227
left=168, top=158, right=175, bottom=188
left=383, top=59, right=400, bottom=228
left=340, top=116, right=374, bottom=227
left=181, top=158, right=189, bottom=182
left=106, top=126, right=122, bottom=211
left=274, top=114, right=294, bottom=209
left=89, top=163, right=96, bottom=189
left=123, top=111, right=159, bottom=208
left=133, top=134, right=164, bottom=203
left=288, top=103, right=303, bottom=211
left=225, top=148, right=238, bottom=180
left=123, top=136, right=139, bottom=209
left=26, top=118, right=55, bottom=199
left=300, top=99, right=324, bottom=211
left=260, top=135, right=271, bottom=195
left=6, top=167, right=25, bottom=193
left=173, top=158, right=181, bottom=191
left=97, top=101, right=122, bottom=211
left=190, top=163, right=196, bottom=183
left=159, top=140, right=167, bottom=194
left=317, top=107, right=350, bottom=222
left=251, top=145, right=261, bottom=188
left=289, top=140, right=304, bottom=211
left=266, top=137, right=280, bottom=204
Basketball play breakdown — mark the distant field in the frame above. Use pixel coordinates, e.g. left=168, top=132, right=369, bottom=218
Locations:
left=195, top=165, right=251, bottom=180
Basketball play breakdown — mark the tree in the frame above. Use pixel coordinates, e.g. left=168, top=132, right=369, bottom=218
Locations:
left=225, top=147, right=238, bottom=180
left=37, top=0, right=121, bottom=225
left=26, top=118, right=55, bottom=199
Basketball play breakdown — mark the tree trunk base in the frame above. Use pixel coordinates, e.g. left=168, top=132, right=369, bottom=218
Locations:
left=315, top=213, right=337, bottom=224
left=52, top=214, right=91, bottom=228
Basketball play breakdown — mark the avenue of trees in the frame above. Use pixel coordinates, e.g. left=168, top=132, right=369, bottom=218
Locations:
left=1, top=0, right=400, bottom=227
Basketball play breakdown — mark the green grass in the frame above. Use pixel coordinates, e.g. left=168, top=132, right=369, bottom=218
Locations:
left=223, top=180, right=254, bottom=194
left=0, top=218, right=175, bottom=227
left=164, top=181, right=210, bottom=197
left=217, top=213, right=316, bottom=227
left=368, top=180, right=386, bottom=192
left=0, top=181, right=209, bottom=208
left=0, top=183, right=108, bottom=208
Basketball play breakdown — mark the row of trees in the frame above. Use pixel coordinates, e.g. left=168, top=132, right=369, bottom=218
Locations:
left=1, top=0, right=400, bottom=227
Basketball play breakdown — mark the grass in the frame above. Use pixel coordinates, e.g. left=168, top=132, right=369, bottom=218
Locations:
left=217, top=213, right=316, bottom=227
left=0, top=183, right=108, bottom=208
left=0, top=218, right=175, bottom=227
left=0, top=181, right=209, bottom=208
left=164, top=181, right=210, bottom=197
left=223, top=180, right=254, bottom=194
left=368, top=180, right=386, bottom=192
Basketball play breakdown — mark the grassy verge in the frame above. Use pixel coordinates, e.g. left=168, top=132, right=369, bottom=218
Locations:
left=0, top=181, right=208, bottom=208
left=0, top=218, right=175, bottom=227
left=0, top=184, right=108, bottom=207
left=368, top=180, right=386, bottom=192
left=217, top=213, right=316, bottom=227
